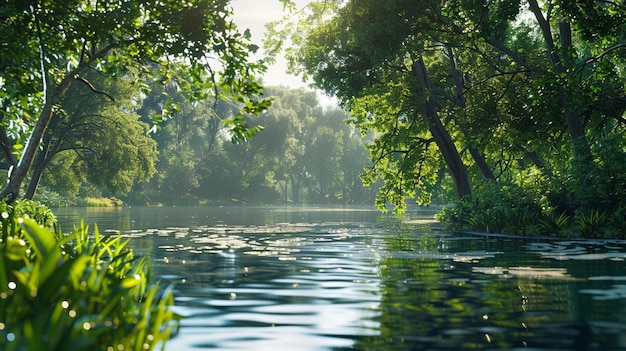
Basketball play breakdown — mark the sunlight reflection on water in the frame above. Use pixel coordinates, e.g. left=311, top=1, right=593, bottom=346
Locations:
left=54, top=206, right=626, bottom=350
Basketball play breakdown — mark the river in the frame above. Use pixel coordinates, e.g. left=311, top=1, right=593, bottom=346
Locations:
left=54, top=205, right=626, bottom=350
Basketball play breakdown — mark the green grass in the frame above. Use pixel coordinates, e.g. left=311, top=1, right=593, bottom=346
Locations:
left=79, top=197, right=125, bottom=207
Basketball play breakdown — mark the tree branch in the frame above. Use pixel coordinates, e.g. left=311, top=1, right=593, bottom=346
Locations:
left=597, top=0, right=626, bottom=10
left=74, top=75, right=115, bottom=101
left=584, top=43, right=626, bottom=65
left=485, top=37, right=544, bottom=74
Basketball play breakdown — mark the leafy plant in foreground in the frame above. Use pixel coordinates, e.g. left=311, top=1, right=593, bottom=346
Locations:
left=0, top=206, right=179, bottom=351
left=0, top=200, right=57, bottom=229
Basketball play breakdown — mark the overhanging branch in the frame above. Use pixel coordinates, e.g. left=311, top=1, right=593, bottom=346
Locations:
left=74, top=75, right=115, bottom=101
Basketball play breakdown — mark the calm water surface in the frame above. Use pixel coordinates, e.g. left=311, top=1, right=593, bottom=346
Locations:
left=54, top=206, right=626, bottom=350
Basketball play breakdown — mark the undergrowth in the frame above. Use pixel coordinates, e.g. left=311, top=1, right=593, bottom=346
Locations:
left=0, top=200, right=179, bottom=351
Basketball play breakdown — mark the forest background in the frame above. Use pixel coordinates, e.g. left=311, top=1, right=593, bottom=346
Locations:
left=2, top=0, right=626, bottom=238
left=31, top=83, right=384, bottom=207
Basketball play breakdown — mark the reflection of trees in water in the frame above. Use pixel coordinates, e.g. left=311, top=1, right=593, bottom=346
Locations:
left=354, top=226, right=624, bottom=350
left=59, top=209, right=626, bottom=349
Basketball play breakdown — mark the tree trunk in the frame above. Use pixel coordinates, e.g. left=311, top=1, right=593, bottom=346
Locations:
left=0, top=73, right=75, bottom=202
left=24, top=108, right=67, bottom=200
left=527, top=0, right=590, bottom=159
left=412, top=58, right=472, bottom=199
left=468, top=146, right=495, bottom=180
left=277, top=178, right=288, bottom=203
left=24, top=157, right=46, bottom=200
left=447, top=47, right=495, bottom=181
left=289, top=171, right=301, bottom=203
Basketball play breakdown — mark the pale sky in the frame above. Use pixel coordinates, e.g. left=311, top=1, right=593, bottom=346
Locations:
left=230, top=0, right=339, bottom=107
left=231, top=0, right=308, bottom=88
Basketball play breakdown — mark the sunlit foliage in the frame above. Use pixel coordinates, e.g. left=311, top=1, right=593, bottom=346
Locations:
left=0, top=0, right=269, bottom=201
left=268, top=0, right=626, bottom=235
left=0, top=200, right=179, bottom=350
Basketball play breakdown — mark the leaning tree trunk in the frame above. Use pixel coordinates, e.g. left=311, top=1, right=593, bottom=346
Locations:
left=24, top=106, right=67, bottom=200
left=23, top=125, right=61, bottom=200
left=447, top=48, right=495, bottom=181
left=0, top=73, right=75, bottom=202
left=412, top=58, right=472, bottom=199
left=468, top=145, right=495, bottom=180
left=527, top=0, right=591, bottom=159
left=24, top=156, right=47, bottom=200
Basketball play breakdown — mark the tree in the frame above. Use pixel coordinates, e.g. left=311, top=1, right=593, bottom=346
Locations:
left=269, top=0, right=474, bottom=210
left=136, top=80, right=235, bottom=204
left=271, top=0, right=626, bottom=216
left=0, top=0, right=268, bottom=202
left=261, top=87, right=318, bottom=203
left=256, top=87, right=372, bottom=204
left=24, top=71, right=157, bottom=199
left=135, top=84, right=374, bottom=205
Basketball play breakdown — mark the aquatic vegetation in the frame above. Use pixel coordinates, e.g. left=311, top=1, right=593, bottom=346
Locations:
left=0, top=204, right=178, bottom=351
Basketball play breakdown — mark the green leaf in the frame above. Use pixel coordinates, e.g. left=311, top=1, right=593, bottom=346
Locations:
left=20, top=219, right=56, bottom=262
left=3, top=237, right=28, bottom=261
left=120, top=274, right=142, bottom=288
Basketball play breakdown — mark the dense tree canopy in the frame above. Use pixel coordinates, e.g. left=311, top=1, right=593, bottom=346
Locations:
left=32, top=71, right=157, bottom=199
left=125, top=85, right=375, bottom=206
left=271, top=0, right=626, bottom=236
left=0, top=0, right=269, bottom=201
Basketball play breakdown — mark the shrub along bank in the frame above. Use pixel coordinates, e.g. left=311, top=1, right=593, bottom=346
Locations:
left=437, top=177, right=626, bottom=239
left=0, top=200, right=179, bottom=351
